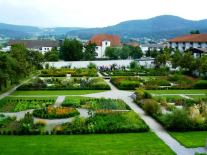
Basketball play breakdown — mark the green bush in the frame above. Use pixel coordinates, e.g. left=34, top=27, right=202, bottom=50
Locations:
left=194, top=80, right=207, bottom=89
left=143, top=99, right=161, bottom=116
left=158, top=109, right=191, bottom=131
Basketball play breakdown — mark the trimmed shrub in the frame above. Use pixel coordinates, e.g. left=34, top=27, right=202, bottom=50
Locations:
left=142, top=99, right=161, bottom=116
left=194, top=80, right=207, bottom=89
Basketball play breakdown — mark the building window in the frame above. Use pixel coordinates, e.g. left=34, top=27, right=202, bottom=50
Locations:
left=105, top=42, right=108, bottom=45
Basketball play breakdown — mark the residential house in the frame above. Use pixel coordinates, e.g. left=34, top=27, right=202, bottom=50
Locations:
left=4, top=40, right=59, bottom=54
left=168, top=34, right=207, bottom=57
left=88, top=34, right=122, bottom=58
left=140, top=43, right=164, bottom=54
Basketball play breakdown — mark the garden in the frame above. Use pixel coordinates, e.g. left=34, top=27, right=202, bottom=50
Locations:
left=0, top=96, right=149, bottom=135
left=135, top=89, right=207, bottom=132
left=0, top=97, right=56, bottom=112
left=40, top=68, right=98, bottom=77
left=110, top=74, right=207, bottom=90
left=17, top=77, right=110, bottom=90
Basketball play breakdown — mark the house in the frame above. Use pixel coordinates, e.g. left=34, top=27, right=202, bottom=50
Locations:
left=168, top=34, right=207, bottom=52
left=3, top=40, right=59, bottom=54
left=140, top=43, right=164, bottom=54
left=88, top=34, right=122, bottom=58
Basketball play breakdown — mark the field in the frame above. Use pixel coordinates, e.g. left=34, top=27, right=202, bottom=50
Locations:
left=0, top=133, right=175, bottom=155
left=146, top=89, right=207, bottom=94
left=11, top=90, right=107, bottom=96
left=170, top=131, right=207, bottom=148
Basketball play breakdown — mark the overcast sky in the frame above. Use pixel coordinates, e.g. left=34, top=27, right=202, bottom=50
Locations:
left=0, top=0, right=206, bottom=28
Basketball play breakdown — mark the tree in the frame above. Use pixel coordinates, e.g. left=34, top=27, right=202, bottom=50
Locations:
left=199, top=55, right=207, bottom=77
left=171, top=50, right=182, bottom=68
left=59, top=39, right=83, bottom=61
left=120, top=46, right=130, bottom=59
left=190, top=30, right=200, bottom=34
left=129, top=46, right=143, bottom=59
left=83, top=42, right=96, bottom=60
left=105, top=47, right=119, bottom=60
left=9, top=44, right=30, bottom=78
left=44, top=48, right=59, bottom=62
left=179, top=52, right=197, bottom=73
left=146, top=49, right=159, bottom=58
left=155, top=51, right=170, bottom=68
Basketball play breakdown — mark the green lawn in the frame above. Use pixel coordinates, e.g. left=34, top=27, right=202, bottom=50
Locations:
left=170, top=131, right=207, bottom=148
left=11, top=90, right=108, bottom=96
left=146, top=89, right=207, bottom=94
left=0, top=133, right=175, bottom=155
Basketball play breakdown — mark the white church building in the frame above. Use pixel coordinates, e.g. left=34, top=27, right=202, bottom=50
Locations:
left=88, top=34, right=122, bottom=58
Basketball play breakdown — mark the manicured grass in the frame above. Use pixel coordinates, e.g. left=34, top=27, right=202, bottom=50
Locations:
left=11, top=90, right=108, bottom=96
left=0, top=133, right=175, bottom=155
left=146, top=89, right=207, bottom=94
left=170, top=131, right=207, bottom=148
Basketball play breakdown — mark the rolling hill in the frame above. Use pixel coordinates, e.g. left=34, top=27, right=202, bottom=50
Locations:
left=0, top=15, right=207, bottom=40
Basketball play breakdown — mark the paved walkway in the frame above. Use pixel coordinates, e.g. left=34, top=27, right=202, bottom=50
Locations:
left=0, top=75, right=37, bottom=100
left=54, top=96, right=65, bottom=107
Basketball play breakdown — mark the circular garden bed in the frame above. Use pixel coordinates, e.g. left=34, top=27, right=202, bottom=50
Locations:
left=33, top=107, right=79, bottom=119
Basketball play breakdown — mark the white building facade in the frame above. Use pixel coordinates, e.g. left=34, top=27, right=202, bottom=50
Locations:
left=2, top=40, right=59, bottom=54
left=89, top=34, right=121, bottom=58
left=168, top=34, right=207, bottom=52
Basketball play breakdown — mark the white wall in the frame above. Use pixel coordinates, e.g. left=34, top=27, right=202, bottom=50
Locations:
left=45, top=59, right=154, bottom=69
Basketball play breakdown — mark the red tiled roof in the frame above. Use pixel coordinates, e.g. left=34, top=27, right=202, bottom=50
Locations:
left=169, top=34, right=207, bottom=43
left=89, top=34, right=121, bottom=46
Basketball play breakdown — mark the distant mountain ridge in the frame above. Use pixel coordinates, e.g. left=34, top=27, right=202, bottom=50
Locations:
left=68, top=15, right=207, bottom=39
left=1, top=15, right=207, bottom=40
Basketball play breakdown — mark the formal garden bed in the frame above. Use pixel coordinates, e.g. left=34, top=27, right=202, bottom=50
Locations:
left=62, top=97, right=130, bottom=110
left=33, top=107, right=79, bottom=119
left=0, top=97, right=56, bottom=112
left=0, top=113, right=44, bottom=135
left=135, top=89, right=207, bottom=131
left=40, top=68, right=98, bottom=77
left=17, top=77, right=110, bottom=90
left=0, top=97, right=149, bottom=135
left=53, top=111, right=149, bottom=134
left=111, top=74, right=207, bottom=90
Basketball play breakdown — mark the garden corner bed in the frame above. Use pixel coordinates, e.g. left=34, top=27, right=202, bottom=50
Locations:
left=0, top=97, right=56, bottom=112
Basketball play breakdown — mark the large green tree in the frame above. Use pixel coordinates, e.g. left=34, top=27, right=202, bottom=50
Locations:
left=83, top=42, right=97, bottom=60
left=59, top=39, right=83, bottom=61
left=44, top=48, right=59, bottom=62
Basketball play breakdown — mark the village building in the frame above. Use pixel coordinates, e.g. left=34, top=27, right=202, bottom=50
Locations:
left=168, top=34, right=207, bottom=57
left=88, top=34, right=122, bottom=58
left=3, top=40, right=59, bottom=54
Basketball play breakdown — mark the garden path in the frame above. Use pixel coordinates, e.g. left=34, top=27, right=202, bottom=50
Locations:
left=0, top=75, right=37, bottom=100
left=0, top=109, right=34, bottom=121
left=54, top=96, right=65, bottom=107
